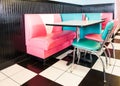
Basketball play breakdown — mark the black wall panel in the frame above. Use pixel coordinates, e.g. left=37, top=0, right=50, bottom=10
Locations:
left=0, top=0, right=114, bottom=65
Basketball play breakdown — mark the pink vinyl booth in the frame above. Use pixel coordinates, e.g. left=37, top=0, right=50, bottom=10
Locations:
left=101, top=13, right=113, bottom=30
left=24, top=14, right=76, bottom=60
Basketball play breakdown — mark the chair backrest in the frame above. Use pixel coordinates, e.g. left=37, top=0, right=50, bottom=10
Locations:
left=101, top=20, right=114, bottom=48
left=102, top=20, right=114, bottom=40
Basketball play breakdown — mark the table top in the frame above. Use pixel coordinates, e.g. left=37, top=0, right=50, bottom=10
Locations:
left=46, top=20, right=104, bottom=27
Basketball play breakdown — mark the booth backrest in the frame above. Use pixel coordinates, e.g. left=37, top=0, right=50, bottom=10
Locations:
left=24, top=14, right=62, bottom=44
left=61, top=13, right=102, bottom=39
left=112, top=18, right=119, bottom=35
left=39, top=14, right=62, bottom=34
left=25, top=13, right=113, bottom=41
left=101, top=13, right=113, bottom=29
left=61, top=13, right=82, bottom=31
left=81, top=13, right=102, bottom=39
left=61, top=13, right=113, bottom=30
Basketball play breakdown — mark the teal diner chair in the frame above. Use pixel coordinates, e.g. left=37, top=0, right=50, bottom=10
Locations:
left=71, top=21, right=114, bottom=83
left=85, top=19, right=118, bottom=65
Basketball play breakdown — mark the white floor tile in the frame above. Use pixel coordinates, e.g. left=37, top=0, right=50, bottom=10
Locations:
left=40, top=66, right=65, bottom=81
left=0, top=78, right=20, bottom=86
left=1, top=64, right=25, bottom=76
left=96, top=48, right=105, bottom=55
left=10, top=68, right=37, bottom=85
left=112, top=66, right=120, bottom=77
left=107, top=43, right=120, bottom=50
left=56, top=72, right=83, bottom=86
left=52, top=60, right=71, bottom=71
left=115, top=59, right=120, bottom=67
left=0, top=72, right=7, bottom=81
left=67, top=64, right=90, bottom=77
left=92, top=56, right=114, bottom=74
left=114, top=35, right=120, bottom=39
left=56, top=50, right=73, bottom=59
left=108, top=58, right=116, bottom=66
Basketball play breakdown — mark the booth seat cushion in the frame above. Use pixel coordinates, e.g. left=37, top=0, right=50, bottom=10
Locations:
left=27, top=40, right=73, bottom=59
left=27, top=31, right=76, bottom=50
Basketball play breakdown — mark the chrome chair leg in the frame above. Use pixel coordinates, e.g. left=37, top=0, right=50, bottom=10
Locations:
left=89, top=52, right=93, bottom=63
left=82, top=51, right=92, bottom=63
left=103, top=50, right=109, bottom=68
left=93, top=53, right=106, bottom=83
left=99, top=56, right=106, bottom=83
left=77, top=49, right=81, bottom=64
left=71, top=47, right=76, bottom=72
left=104, top=45, right=111, bottom=66
left=83, top=51, right=87, bottom=59
left=110, top=42, right=115, bottom=59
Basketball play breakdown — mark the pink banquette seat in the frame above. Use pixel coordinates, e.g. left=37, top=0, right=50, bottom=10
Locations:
left=24, top=14, right=76, bottom=59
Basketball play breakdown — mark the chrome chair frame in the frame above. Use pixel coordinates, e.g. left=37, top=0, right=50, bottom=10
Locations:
left=71, top=21, right=114, bottom=83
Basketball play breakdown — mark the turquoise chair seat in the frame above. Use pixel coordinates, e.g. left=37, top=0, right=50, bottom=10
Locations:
left=72, top=39, right=101, bottom=51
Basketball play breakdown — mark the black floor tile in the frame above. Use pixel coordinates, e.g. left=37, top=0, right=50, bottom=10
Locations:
left=79, top=69, right=120, bottom=86
left=21, top=75, right=62, bottom=86
left=44, top=57, right=59, bottom=66
left=105, top=48, right=120, bottom=60
left=17, top=57, right=39, bottom=67
left=18, top=56, right=59, bottom=74
left=113, top=39, right=120, bottom=43
left=116, top=33, right=120, bottom=35
left=62, top=52, right=98, bottom=68
left=29, top=58, right=59, bottom=74
left=114, top=50, right=120, bottom=59
left=78, top=54, right=98, bottom=68
left=104, top=49, right=113, bottom=58
left=62, top=53, right=73, bottom=64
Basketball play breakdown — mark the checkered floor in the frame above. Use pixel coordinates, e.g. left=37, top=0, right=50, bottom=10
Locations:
left=0, top=31, right=120, bottom=86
